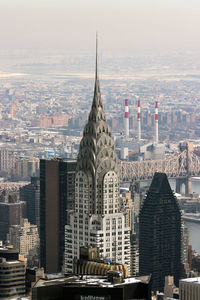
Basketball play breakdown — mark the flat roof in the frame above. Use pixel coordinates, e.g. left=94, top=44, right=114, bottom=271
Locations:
left=0, top=259, right=23, bottom=265
left=0, top=247, right=18, bottom=252
left=34, top=275, right=141, bottom=289
left=180, top=277, right=200, bottom=284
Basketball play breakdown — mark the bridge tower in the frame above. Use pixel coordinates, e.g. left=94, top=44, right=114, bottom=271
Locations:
left=175, top=177, right=192, bottom=195
left=176, top=142, right=193, bottom=195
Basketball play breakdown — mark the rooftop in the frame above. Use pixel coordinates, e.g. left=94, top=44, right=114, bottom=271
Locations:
left=34, top=275, right=141, bottom=289
left=180, top=277, right=200, bottom=284
left=0, top=259, right=23, bottom=265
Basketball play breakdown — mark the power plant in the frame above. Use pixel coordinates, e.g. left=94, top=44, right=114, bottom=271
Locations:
left=119, top=98, right=164, bottom=161
left=155, top=100, right=159, bottom=143
left=137, top=99, right=141, bottom=141
left=124, top=99, right=129, bottom=138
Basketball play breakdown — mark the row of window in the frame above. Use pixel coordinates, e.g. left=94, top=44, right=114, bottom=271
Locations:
left=0, top=266, right=24, bottom=270
left=0, top=270, right=25, bottom=275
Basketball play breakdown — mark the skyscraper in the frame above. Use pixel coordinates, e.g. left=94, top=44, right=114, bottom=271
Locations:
left=0, top=200, right=26, bottom=242
left=20, top=177, right=40, bottom=229
left=65, top=37, right=130, bottom=274
left=139, top=172, right=182, bottom=292
left=40, top=159, right=76, bottom=273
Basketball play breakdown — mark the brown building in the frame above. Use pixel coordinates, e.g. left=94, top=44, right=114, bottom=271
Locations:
left=40, top=159, right=76, bottom=274
left=31, top=114, right=69, bottom=128
left=0, top=201, right=26, bottom=242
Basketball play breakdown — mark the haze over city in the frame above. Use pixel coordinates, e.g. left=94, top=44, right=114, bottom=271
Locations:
left=0, top=0, right=200, bottom=53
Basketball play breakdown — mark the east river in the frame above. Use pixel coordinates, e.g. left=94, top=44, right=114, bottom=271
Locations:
left=171, top=178, right=200, bottom=254
left=184, top=221, right=200, bottom=253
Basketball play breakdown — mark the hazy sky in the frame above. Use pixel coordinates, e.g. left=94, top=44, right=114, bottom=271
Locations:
left=0, top=0, right=200, bottom=55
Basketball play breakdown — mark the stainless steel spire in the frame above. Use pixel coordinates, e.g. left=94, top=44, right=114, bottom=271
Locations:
left=96, top=32, right=98, bottom=82
left=92, top=32, right=102, bottom=109
left=76, top=35, right=119, bottom=178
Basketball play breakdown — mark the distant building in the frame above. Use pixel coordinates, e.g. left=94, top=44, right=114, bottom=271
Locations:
left=31, top=114, right=69, bottom=128
left=0, top=148, right=15, bottom=174
left=139, top=172, right=182, bottom=292
left=40, top=159, right=76, bottom=273
left=7, top=218, right=39, bottom=259
left=179, top=277, right=200, bottom=300
left=0, top=257, right=25, bottom=298
left=12, top=157, right=39, bottom=180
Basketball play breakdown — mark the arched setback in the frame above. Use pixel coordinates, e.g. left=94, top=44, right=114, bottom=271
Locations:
left=101, top=171, right=119, bottom=215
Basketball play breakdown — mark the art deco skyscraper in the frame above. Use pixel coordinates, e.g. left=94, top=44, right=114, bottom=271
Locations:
left=65, top=37, right=130, bottom=274
left=139, top=172, right=182, bottom=292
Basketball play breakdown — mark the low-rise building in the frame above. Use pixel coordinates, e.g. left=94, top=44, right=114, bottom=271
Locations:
left=32, top=274, right=151, bottom=300
left=0, top=257, right=25, bottom=298
left=179, top=277, right=200, bottom=300
left=7, top=218, right=39, bottom=260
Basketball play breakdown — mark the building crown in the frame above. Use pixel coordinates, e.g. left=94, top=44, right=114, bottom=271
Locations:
left=76, top=35, right=119, bottom=178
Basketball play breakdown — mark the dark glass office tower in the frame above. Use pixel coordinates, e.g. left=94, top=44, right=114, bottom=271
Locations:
left=40, top=159, right=76, bottom=273
left=20, top=177, right=40, bottom=228
left=139, top=172, right=182, bottom=292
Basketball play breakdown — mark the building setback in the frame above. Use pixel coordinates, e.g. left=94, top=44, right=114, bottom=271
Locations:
left=139, top=172, right=182, bottom=292
left=40, top=159, right=76, bottom=273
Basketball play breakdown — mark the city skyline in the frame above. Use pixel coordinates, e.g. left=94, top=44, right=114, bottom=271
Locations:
left=1, top=2, right=200, bottom=298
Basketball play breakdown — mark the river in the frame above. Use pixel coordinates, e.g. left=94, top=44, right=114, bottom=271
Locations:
left=169, top=178, right=200, bottom=253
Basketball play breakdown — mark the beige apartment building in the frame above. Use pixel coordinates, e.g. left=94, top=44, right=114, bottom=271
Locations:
left=7, top=218, right=39, bottom=258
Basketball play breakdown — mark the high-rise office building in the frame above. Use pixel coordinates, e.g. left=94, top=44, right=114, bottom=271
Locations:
left=65, top=37, right=130, bottom=274
left=139, top=172, right=182, bottom=292
left=40, top=159, right=76, bottom=273
left=0, top=200, right=26, bottom=242
left=20, top=177, right=40, bottom=228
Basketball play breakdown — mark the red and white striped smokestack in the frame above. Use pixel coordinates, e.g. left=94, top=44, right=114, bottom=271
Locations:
left=137, top=99, right=141, bottom=141
left=124, top=99, right=129, bottom=138
left=155, top=101, right=159, bottom=143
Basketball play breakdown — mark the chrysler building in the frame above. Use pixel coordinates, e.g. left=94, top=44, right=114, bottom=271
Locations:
left=65, top=37, right=130, bottom=274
